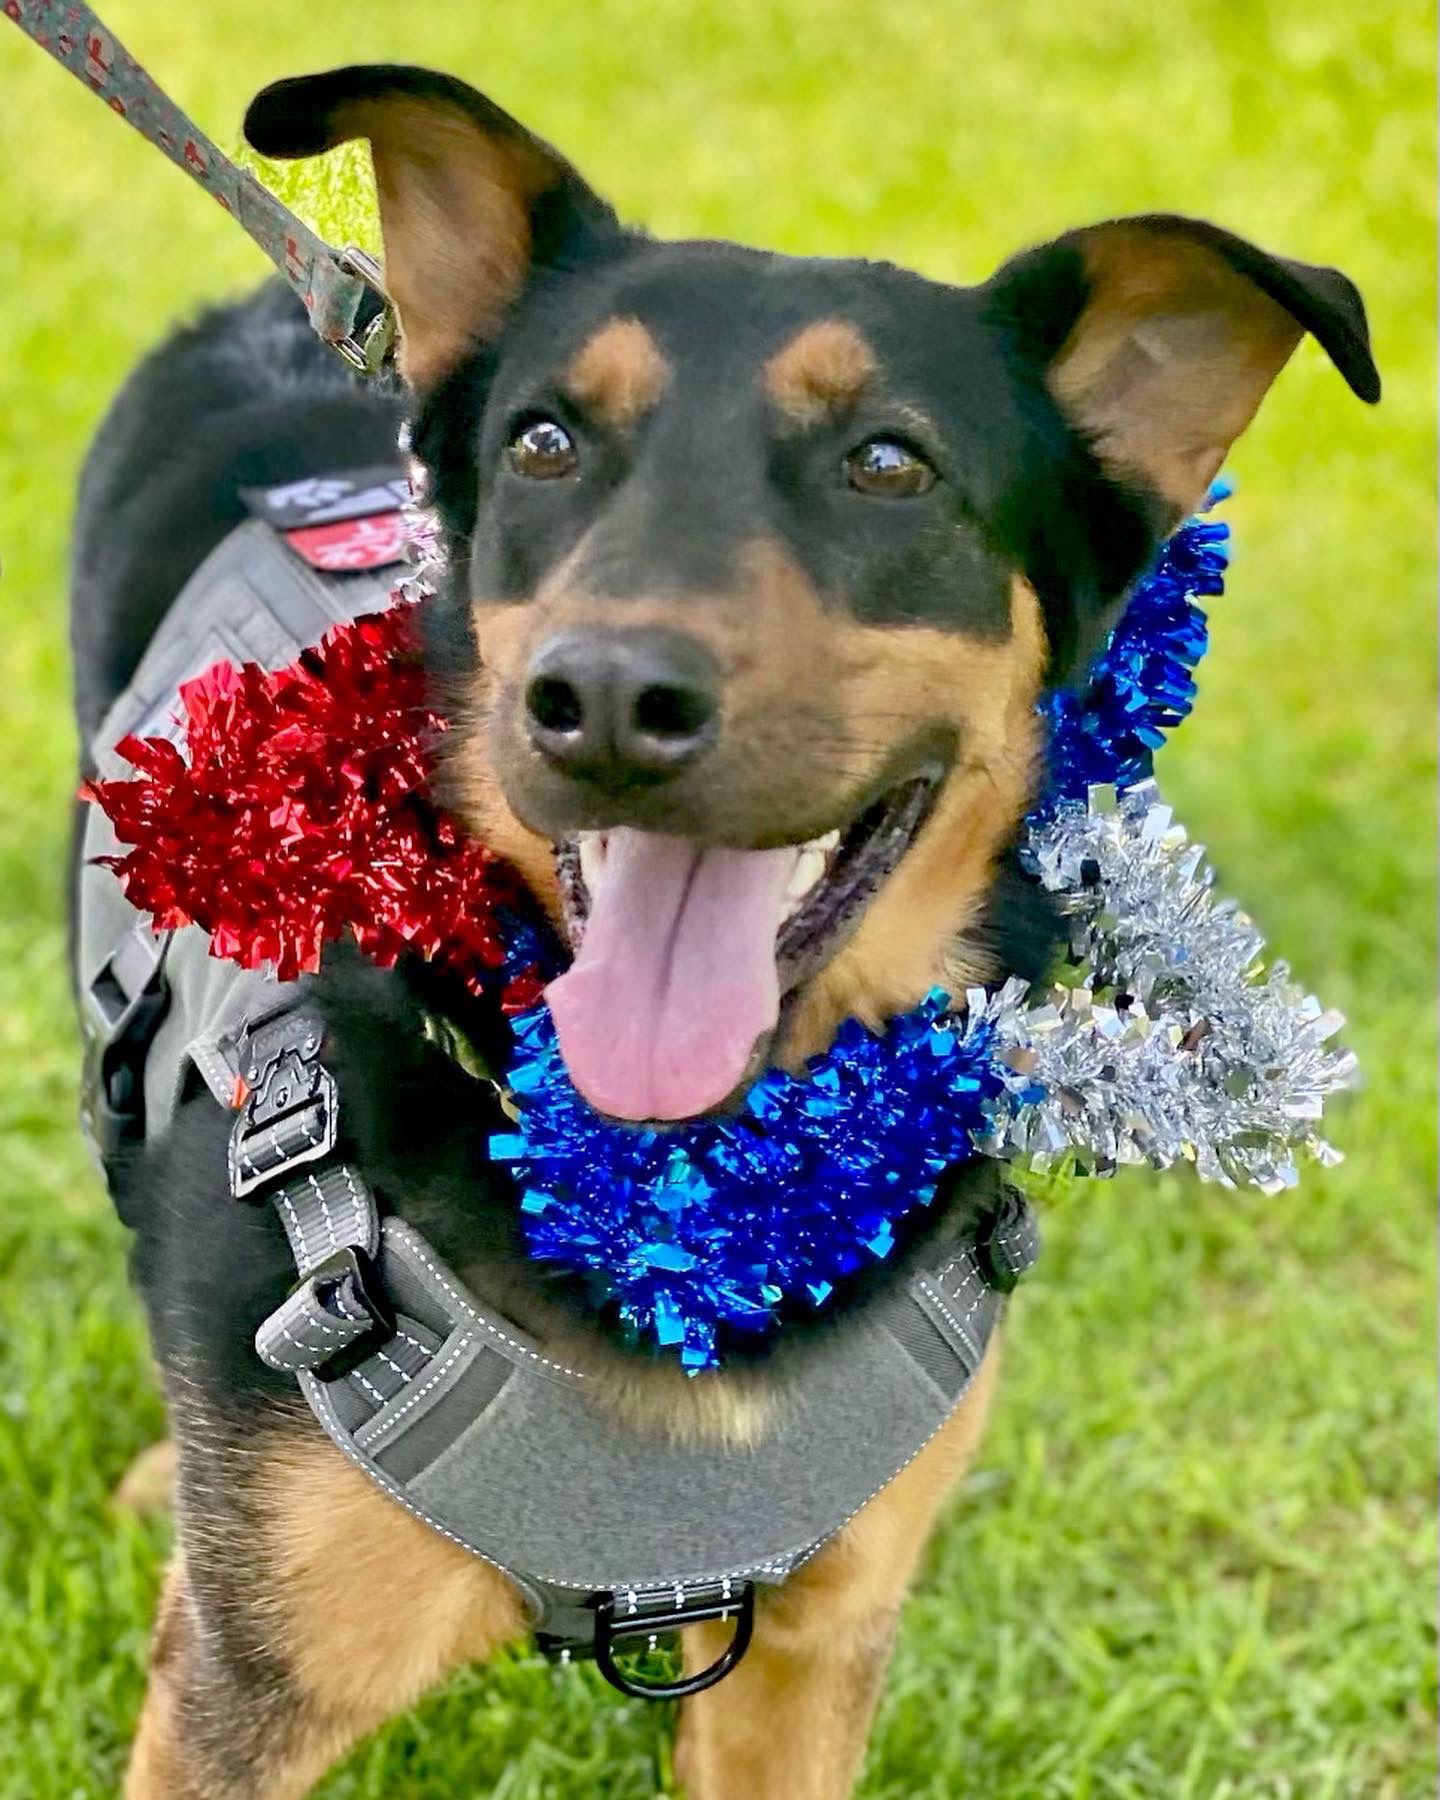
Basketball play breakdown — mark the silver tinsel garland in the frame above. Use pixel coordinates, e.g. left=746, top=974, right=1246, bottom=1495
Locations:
left=975, top=781, right=1355, bottom=1194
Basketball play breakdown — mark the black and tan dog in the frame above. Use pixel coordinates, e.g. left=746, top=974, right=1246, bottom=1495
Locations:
left=71, top=64, right=1378, bottom=1800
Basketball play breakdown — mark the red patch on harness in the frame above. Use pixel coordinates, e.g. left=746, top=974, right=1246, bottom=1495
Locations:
left=283, top=512, right=409, bottom=571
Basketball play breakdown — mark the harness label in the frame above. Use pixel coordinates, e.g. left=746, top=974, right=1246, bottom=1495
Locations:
left=283, top=513, right=410, bottom=572
left=242, top=464, right=410, bottom=530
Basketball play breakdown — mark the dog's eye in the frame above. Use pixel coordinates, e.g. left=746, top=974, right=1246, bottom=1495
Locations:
left=508, top=416, right=578, bottom=480
left=844, top=436, right=937, bottom=498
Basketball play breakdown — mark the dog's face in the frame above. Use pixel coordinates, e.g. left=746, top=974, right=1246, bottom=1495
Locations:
left=442, top=247, right=1064, bottom=1121
left=248, top=67, right=1377, bottom=1123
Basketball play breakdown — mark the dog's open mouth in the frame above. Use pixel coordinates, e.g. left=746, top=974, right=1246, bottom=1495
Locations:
left=545, top=772, right=941, bottom=1122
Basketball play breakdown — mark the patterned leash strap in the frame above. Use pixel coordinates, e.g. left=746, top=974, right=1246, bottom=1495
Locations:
left=4, top=0, right=395, bottom=373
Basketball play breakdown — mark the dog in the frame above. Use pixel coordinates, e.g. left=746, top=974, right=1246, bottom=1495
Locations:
left=68, top=63, right=1378, bottom=1800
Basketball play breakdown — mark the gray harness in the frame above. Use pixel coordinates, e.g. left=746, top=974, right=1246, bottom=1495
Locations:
left=78, top=506, right=1039, bottom=1696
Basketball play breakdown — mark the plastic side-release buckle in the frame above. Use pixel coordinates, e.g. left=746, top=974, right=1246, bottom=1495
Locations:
left=80, top=926, right=171, bottom=1164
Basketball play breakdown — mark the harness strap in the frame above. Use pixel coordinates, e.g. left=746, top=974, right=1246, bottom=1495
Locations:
left=6, top=0, right=394, bottom=371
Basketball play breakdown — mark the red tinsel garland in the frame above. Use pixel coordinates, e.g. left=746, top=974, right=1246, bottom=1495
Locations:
left=82, top=599, right=545, bottom=1011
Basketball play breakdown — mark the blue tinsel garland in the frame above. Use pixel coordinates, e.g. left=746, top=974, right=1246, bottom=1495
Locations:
left=489, top=489, right=1230, bottom=1370
left=1037, top=481, right=1229, bottom=810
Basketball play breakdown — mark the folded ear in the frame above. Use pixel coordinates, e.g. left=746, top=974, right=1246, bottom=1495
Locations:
left=245, top=65, right=619, bottom=388
left=986, top=214, right=1380, bottom=521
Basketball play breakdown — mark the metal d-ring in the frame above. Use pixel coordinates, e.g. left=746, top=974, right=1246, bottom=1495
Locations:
left=592, top=1581, right=756, bottom=1700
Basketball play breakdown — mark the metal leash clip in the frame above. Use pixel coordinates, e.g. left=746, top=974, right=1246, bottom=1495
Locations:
left=333, top=247, right=398, bottom=377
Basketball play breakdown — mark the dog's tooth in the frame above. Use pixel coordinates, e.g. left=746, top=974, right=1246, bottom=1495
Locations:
left=577, top=833, right=607, bottom=895
left=788, top=845, right=828, bottom=900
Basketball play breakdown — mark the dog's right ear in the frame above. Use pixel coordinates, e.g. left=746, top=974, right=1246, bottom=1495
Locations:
left=245, top=65, right=620, bottom=388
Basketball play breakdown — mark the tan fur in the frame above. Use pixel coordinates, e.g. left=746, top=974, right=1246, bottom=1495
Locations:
left=565, top=316, right=673, bottom=427
left=783, top=578, right=1046, bottom=1062
left=256, top=1437, right=527, bottom=1720
left=676, top=1344, right=1003, bottom=1798
left=126, top=1563, right=194, bottom=1799
left=127, top=1438, right=529, bottom=1799
left=127, top=1556, right=376, bottom=1800
left=1052, top=223, right=1304, bottom=518
left=113, top=1437, right=177, bottom=1514
left=337, top=98, right=552, bottom=388
left=764, top=319, right=878, bottom=425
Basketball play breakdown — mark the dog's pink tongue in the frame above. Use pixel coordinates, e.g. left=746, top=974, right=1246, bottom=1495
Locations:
left=546, top=828, right=795, bottom=1121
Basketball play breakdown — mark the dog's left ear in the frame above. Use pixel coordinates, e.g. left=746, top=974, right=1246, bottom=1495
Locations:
left=245, top=65, right=620, bottom=388
left=985, top=214, right=1380, bottom=522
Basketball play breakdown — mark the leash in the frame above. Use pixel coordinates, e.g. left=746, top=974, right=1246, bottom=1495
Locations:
left=5, top=0, right=396, bottom=374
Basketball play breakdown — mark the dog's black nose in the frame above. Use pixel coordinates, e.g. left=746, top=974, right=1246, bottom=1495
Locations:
left=523, top=627, right=721, bottom=785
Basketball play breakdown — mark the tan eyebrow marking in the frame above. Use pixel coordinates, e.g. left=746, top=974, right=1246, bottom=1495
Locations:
left=563, top=317, right=672, bottom=428
left=764, top=318, right=878, bottom=426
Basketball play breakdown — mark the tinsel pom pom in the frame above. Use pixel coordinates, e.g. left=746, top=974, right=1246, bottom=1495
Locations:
left=82, top=600, right=545, bottom=1008
left=981, top=781, right=1355, bottom=1193
left=491, top=992, right=1006, bottom=1371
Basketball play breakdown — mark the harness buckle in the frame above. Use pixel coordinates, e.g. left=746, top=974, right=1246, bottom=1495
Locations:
left=571, top=1580, right=756, bottom=1700
left=80, top=925, right=171, bottom=1166
left=228, top=1014, right=338, bottom=1201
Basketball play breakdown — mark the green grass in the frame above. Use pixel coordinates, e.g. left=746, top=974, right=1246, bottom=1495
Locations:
left=0, top=2, right=1434, bottom=1794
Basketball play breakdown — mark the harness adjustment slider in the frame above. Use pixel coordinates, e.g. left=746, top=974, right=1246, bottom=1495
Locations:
left=303, top=1246, right=397, bottom=1381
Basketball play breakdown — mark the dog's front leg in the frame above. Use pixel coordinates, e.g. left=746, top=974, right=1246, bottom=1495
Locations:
left=125, top=1423, right=527, bottom=1800
left=675, top=1348, right=1001, bottom=1800
left=125, top=1555, right=357, bottom=1800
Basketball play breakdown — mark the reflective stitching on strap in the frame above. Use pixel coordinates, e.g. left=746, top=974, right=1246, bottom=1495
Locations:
left=275, top=1186, right=306, bottom=1255
left=361, top=1333, right=476, bottom=1446
left=269, top=1164, right=380, bottom=1279
left=310, top=1171, right=339, bottom=1253
left=256, top=1280, right=375, bottom=1372
left=328, top=1283, right=365, bottom=1323
left=917, top=1252, right=986, bottom=1349
left=387, top=1225, right=586, bottom=1381
left=374, top=1349, right=413, bottom=1386
left=237, top=1115, right=323, bottom=1180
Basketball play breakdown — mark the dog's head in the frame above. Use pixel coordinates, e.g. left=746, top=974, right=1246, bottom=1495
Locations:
left=248, top=67, right=1378, bottom=1124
